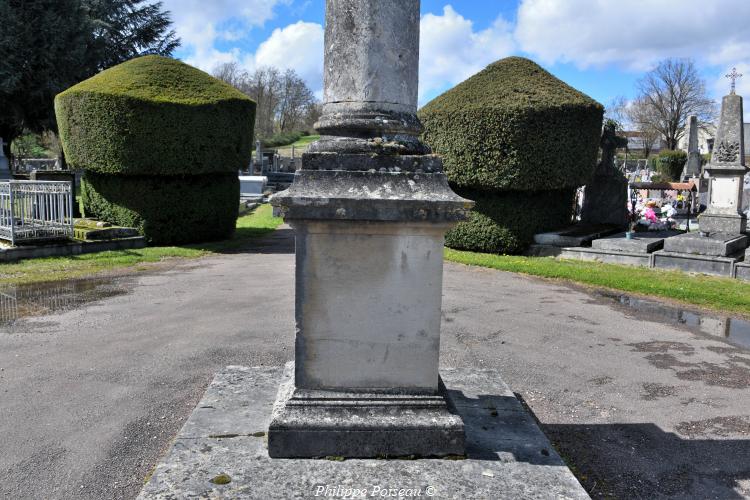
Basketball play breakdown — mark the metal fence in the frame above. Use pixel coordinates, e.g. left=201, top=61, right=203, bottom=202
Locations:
left=0, top=181, right=74, bottom=245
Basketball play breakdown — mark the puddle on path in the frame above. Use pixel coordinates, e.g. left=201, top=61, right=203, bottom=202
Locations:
left=0, top=277, right=132, bottom=327
left=597, top=291, right=750, bottom=350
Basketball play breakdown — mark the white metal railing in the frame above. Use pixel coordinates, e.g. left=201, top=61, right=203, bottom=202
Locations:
left=0, top=181, right=74, bottom=245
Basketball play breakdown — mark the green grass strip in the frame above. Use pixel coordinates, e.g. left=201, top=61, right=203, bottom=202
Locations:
left=0, top=204, right=283, bottom=286
left=445, top=248, right=750, bottom=316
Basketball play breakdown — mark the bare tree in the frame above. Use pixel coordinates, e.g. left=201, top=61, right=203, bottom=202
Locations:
left=277, top=69, right=316, bottom=132
left=604, top=96, right=630, bottom=132
left=626, top=96, right=662, bottom=157
left=213, top=63, right=319, bottom=138
left=212, top=62, right=248, bottom=90
left=635, top=58, right=715, bottom=150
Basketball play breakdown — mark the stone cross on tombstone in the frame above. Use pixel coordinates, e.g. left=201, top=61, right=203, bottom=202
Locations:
left=726, top=67, right=742, bottom=95
left=700, top=89, right=747, bottom=234
left=0, top=137, right=10, bottom=181
left=269, top=0, right=472, bottom=458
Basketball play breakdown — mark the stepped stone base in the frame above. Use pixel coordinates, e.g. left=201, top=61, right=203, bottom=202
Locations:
left=138, top=364, right=589, bottom=500
left=662, top=232, right=748, bottom=257
left=267, top=364, right=465, bottom=458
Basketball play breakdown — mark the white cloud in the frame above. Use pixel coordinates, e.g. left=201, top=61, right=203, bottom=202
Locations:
left=162, top=0, right=290, bottom=71
left=419, top=6, right=515, bottom=102
left=515, top=0, right=750, bottom=71
left=247, top=21, right=324, bottom=92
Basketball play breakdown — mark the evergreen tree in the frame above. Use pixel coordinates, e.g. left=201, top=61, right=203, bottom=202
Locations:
left=0, top=0, right=180, bottom=158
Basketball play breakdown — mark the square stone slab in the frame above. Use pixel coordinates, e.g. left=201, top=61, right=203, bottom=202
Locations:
left=591, top=231, right=680, bottom=253
left=138, top=364, right=589, bottom=499
left=662, top=232, right=748, bottom=257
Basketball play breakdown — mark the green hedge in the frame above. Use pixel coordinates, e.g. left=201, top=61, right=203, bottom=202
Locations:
left=81, top=172, right=239, bottom=245
left=55, top=55, right=256, bottom=176
left=261, top=131, right=306, bottom=149
left=445, top=188, right=576, bottom=254
left=654, top=150, right=687, bottom=181
left=420, top=57, right=603, bottom=191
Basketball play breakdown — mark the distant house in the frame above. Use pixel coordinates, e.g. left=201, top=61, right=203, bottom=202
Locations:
left=621, top=131, right=663, bottom=154
left=677, top=123, right=716, bottom=155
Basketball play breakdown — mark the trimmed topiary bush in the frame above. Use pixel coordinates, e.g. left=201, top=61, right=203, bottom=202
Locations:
left=81, top=172, right=239, bottom=245
left=420, top=57, right=603, bottom=192
left=55, top=55, right=256, bottom=176
left=445, top=188, right=577, bottom=254
left=420, top=57, right=603, bottom=254
left=56, top=55, right=255, bottom=245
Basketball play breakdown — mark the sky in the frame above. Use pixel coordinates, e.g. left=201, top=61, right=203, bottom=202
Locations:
left=163, top=0, right=750, bottom=117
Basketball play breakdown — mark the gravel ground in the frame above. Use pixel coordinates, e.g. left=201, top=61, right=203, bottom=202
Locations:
left=1, top=228, right=748, bottom=499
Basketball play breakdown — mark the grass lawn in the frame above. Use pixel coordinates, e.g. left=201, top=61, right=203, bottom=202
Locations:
left=275, top=135, right=320, bottom=157
left=445, top=248, right=750, bottom=317
left=0, top=204, right=283, bottom=287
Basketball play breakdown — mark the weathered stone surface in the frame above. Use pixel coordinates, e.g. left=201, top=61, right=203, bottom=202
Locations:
left=683, top=115, right=702, bottom=179
left=592, top=231, right=678, bottom=253
left=652, top=249, right=743, bottom=276
left=735, top=262, right=750, bottom=281
left=138, top=365, right=589, bottom=500
left=268, top=364, right=464, bottom=458
left=560, top=247, right=653, bottom=267
left=662, top=232, right=748, bottom=257
left=291, top=221, right=449, bottom=392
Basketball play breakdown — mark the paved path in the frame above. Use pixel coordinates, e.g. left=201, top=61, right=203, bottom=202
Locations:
left=1, top=228, right=749, bottom=499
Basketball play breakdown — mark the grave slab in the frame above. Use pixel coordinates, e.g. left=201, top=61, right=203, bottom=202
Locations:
left=735, top=262, right=750, bottom=281
left=591, top=231, right=679, bottom=253
left=652, top=249, right=743, bottom=276
left=559, top=247, right=653, bottom=267
left=533, top=224, right=620, bottom=247
left=662, top=232, right=748, bottom=257
left=138, top=364, right=589, bottom=500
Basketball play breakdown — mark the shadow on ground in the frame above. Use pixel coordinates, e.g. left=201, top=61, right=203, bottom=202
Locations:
left=544, top=422, right=750, bottom=499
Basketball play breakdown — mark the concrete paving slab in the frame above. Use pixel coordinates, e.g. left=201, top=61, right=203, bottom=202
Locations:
left=138, top=364, right=589, bottom=500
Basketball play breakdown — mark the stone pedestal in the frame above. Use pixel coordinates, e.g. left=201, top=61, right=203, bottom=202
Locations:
left=268, top=0, right=472, bottom=458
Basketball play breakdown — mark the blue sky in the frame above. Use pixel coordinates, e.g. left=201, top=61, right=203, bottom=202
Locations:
left=165, top=0, right=750, bottom=117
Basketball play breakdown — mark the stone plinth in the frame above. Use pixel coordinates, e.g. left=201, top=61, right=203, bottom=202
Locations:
left=138, top=365, right=589, bottom=500
left=533, top=224, right=620, bottom=247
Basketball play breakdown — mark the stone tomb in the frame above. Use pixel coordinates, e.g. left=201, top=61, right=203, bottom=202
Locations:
left=653, top=87, right=749, bottom=276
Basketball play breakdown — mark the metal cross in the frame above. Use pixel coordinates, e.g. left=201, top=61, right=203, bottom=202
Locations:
left=726, top=67, right=742, bottom=94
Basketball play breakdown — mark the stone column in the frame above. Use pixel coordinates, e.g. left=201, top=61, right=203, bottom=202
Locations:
left=700, top=94, right=748, bottom=234
left=683, top=115, right=702, bottom=179
left=268, top=0, right=472, bottom=458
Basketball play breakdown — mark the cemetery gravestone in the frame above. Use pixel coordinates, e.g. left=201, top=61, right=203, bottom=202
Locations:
left=683, top=115, right=702, bottom=179
left=269, top=0, right=472, bottom=458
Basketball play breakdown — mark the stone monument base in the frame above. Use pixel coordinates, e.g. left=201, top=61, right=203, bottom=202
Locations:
left=267, top=365, right=465, bottom=458
left=138, top=364, right=589, bottom=499
left=699, top=213, right=747, bottom=235
left=662, top=232, right=748, bottom=257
